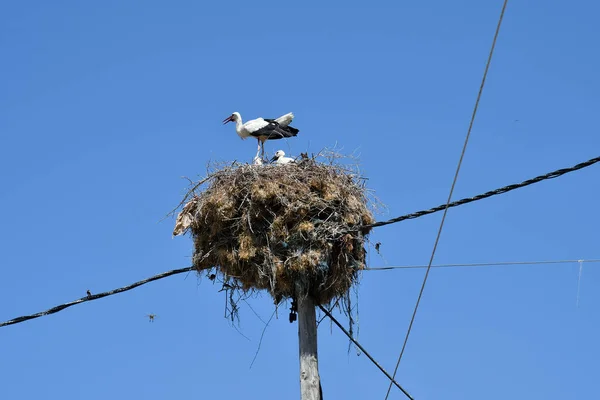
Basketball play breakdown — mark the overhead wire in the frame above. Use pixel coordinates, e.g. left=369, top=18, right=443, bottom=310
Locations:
left=0, top=266, right=194, bottom=328
left=384, top=1, right=510, bottom=398
left=3, top=257, right=595, bottom=328
left=366, top=259, right=600, bottom=271
left=317, top=305, right=414, bottom=400
left=364, top=154, right=600, bottom=231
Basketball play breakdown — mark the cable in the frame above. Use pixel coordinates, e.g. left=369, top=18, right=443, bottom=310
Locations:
left=2, top=264, right=415, bottom=398
left=0, top=266, right=194, bottom=328
left=317, top=305, right=414, bottom=400
left=3, top=257, right=593, bottom=327
left=366, top=259, right=600, bottom=271
left=365, top=155, right=600, bottom=231
left=384, top=1, right=509, bottom=397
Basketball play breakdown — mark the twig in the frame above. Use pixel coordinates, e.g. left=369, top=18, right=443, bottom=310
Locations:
left=230, top=321, right=252, bottom=342
left=162, top=175, right=212, bottom=221
left=249, top=309, right=277, bottom=368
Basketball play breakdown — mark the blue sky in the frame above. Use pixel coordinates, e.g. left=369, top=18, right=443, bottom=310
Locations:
left=1, top=1, right=599, bottom=398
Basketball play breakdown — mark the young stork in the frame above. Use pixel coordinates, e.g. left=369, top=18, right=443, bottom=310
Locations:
left=270, top=150, right=296, bottom=165
left=222, top=112, right=299, bottom=159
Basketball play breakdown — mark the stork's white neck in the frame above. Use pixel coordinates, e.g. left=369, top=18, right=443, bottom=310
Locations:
left=234, top=115, right=248, bottom=138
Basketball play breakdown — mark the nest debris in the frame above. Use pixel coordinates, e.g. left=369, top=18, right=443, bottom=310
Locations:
left=172, top=154, right=376, bottom=306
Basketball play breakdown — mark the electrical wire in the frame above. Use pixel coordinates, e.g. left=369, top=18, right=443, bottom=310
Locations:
left=317, top=305, right=414, bottom=400
left=366, top=259, right=600, bottom=271
left=384, top=1, right=510, bottom=397
left=364, top=155, right=600, bottom=231
left=0, top=266, right=194, bottom=328
left=4, top=258, right=592, bottom=328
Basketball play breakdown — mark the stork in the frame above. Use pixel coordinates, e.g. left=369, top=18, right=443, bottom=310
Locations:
left=222, top=112, right=299, bottom=160
left=270, top=150, right=296, bottom=165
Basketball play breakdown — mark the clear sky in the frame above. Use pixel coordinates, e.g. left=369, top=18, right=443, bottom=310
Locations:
left=1, top=1, right=599, bottom=399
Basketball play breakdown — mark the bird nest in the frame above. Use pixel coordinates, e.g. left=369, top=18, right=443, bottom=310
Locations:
left=172, top=153, right=376, bottom=305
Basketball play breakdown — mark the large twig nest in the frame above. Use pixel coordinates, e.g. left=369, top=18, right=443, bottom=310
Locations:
left=173, top=155, right=375, bottom=305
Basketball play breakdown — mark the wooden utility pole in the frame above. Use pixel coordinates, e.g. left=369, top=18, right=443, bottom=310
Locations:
left=298, top=295, right=322, bottom=399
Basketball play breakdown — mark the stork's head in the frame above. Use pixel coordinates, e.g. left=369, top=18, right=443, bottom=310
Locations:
left=270, top=150, right=285, bottom=162
left=222, top=112, right=241, bottom=125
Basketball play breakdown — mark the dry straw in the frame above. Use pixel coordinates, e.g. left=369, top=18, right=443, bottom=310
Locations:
left=172, top=151, right=376, bottom=306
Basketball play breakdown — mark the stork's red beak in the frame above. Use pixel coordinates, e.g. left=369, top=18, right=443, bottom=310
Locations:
left=222, top=115, right=234, bottom=124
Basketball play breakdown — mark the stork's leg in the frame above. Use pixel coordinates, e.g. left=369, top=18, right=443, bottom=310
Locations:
left=255, top=139, right=261, bottom=160
left=261, top=141, right=266, bottom=160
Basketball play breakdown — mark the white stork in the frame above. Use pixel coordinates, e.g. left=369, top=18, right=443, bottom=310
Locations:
left=270, top=150, right=295, bottom=165
left=222, top=112, right=299, bottom=159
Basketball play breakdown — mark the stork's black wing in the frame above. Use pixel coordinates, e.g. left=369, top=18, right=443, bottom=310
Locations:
left=250, top=120, right=299, bottom=140
left=263, top=118, right=300, bottom=135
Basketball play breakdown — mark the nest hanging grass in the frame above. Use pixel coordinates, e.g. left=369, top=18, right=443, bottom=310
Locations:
left=172, top=154, right=376, bottom=305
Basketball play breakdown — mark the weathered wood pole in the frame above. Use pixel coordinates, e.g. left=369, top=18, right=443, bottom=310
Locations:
left=298, top=295, right=322, bottom=399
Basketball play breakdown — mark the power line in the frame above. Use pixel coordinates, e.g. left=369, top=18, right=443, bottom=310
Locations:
left=384, top=1, right=510, bottom=398
left=317, top=305, right=414, bottom=400
left=0, top=266, right=194, bottom=328
left=366, top=259, right=600, bottom=271
left=365, top=155, right=600, bottom=231
left=5, top=258, right=592, bottom=328
left=1, top=264, right=416, bottom=399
